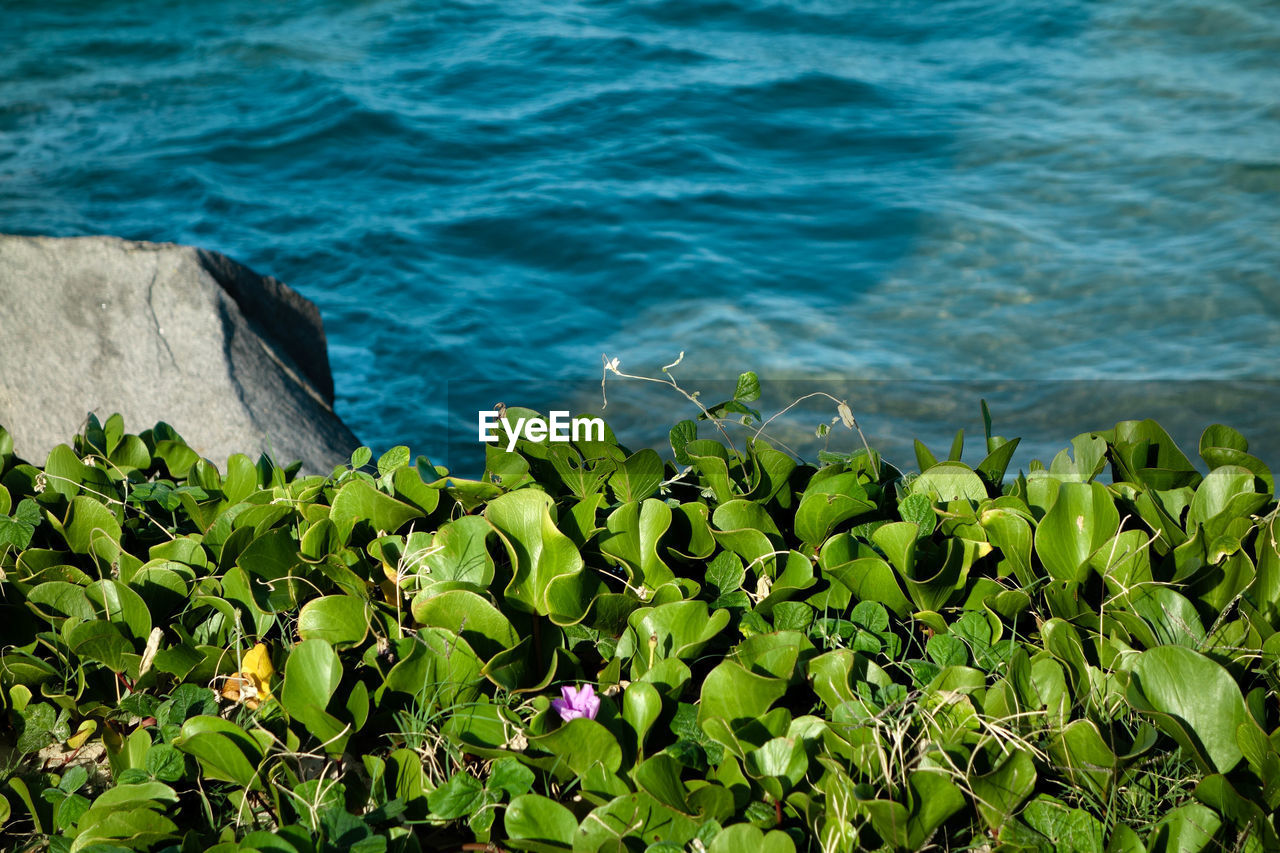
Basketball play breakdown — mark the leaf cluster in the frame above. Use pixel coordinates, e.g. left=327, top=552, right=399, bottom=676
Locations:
left=0, top=406, right=1278, bottom=853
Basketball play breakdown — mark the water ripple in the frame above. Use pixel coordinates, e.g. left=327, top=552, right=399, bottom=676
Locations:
left=2, top=0, right=1278, bottom=469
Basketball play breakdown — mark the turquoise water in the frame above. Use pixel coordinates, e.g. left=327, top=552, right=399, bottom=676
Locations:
left=4, top=0, right=1279, bottom=470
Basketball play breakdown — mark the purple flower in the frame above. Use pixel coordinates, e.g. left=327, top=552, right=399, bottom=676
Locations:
left=551, top=684, right=600, bottom=722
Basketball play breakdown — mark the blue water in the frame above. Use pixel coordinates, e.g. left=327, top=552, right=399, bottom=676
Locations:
left=4, top=0, right=1280, bottom=470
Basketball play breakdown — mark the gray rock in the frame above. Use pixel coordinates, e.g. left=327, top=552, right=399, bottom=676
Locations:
left=0, top=234, right=360, bottom=474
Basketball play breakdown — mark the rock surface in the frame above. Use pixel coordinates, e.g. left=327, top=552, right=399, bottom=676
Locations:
left=0, top=234, right=360, bottom=474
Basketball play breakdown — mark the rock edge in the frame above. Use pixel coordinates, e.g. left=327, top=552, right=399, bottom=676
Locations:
left=0, top=234, right=361, bottom=474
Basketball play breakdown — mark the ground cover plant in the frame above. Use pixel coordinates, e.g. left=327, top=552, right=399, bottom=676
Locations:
left=1, top=371, right=1279, bottom=852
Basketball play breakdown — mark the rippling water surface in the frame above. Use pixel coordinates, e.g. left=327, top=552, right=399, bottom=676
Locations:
left=4, top=0, right=1279, bottom=470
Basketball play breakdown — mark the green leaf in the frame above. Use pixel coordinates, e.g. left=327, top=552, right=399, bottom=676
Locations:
left=807, top=649, right=889, bottom=711
left=745, top=442, right=797, bottom=506
left=5, top=777, right=41, bottom=837
left=707, top=824, right=795, bottom=853
left=330, top=480, right=424, bottom=538
left=616, top=601, right=730, bottom=676
left=487, top=489, right=603, bottom=625
left=698, top=662, right=786, bottom=730
left=734, top=371, right=761, bottom=403
left=44, top=443, right=88, bottom=498
left=1199, top=425, right=1273, bottom=492
left=669, top=420, right=698, bottom=466
left=574, top=793, right=699, bottom=853
left=744, top=737, right=808, bottom=799
left=976, top=437, right=1021, bottom=487
left=1103, top=419, right=1199, bottom=490
left=1034, top=481, right=1119, bottom=583
left=144, top=744, right=185, bottom=783
left=1194, top=773, right=1280, bottom=850
left=633, top=753, right=692, bottom=814
left=391, top=465, right=442, bottom=515
left=794, top=474, right=876, bottom=546
left=283, top=641, right=342, bottom=712
left=27, top=581, right=95, bottom=623
left=0, top=498, right=41, bottom=551
left=1019, top=795, right=1104, bottom=853
left=711, top=500, right=782, bottom=575
left=549, top=446, right=613, bottom=503
left=383, top=627, right=484, bottom=707
left=130, top=481, right=182, bottom=511
left=872, top=522, right=918, bottom=576
left=85, top=579, right=152, bottom=641
left=506, top=794, right=578, bottom=848
left=822, top=551, right=913, bottom=618
left=1130, top=587, right=1204, bottom=647
left=109, top=434, right=151, bottom=471
left=531, top=718, right=623, bottom=789
left=67, top=620, right=132, bottom=672
left=703, top=399, right=761, bottom=423
left=1048, top=720, right=1117, bottom=802
left=599, top=499, right=676, bottom=593
left=174, top=717, right=263, bottom=790
left=685, top=440, right=735, bottom=504
left=412, top=589, right=519, bottom=661
left=62, top=495, right=122, bottom=559
left=297, top=595, right=370, bottom=648
left=54, top=793, right=90, bottom=833
left=911, top=462, right=987, bottom=503
left=481, top=635, right=558, bottom=693
left=609, top=450, right=664, bottom=503
left=377, top=445, right=411, bottom=478
left=485, top=444, right=534, bottom=490
left=412, top=516, right=495, bottom=588
left=1146, top=804, right=1221, bottom=853
left=623, top=681, right=663, bottom=753
left=73, top=803, right=179, bottom=850
left=1236, top=721, right=1280, bottom=810
left=86, top=782, right=178, bottom=810
left=926, top=635, right=967, bottom=668
left=1127, top=645, right=1249, bottom=773
left=898, top=493, right=937, bottom=537
left=1188, top=465, right=1268, bottom=530
left=280, top=639, right=347, bottom=749
left=58, top=766, right=89, bottom=794
left=980, top=507, right=1035, bottom=586
left=1199, top=424, right=1248, bottom=455
left=905, top=771, right=965, bottom=848
left=153, top=438, right=200, bottom=479
left=914, top=439, right=939, bottom=472
left=705, top=551, right=744, bottom=593
left=971, top=748, right=1035, bottom=829
left=488, top=758, right=536, bottom=799
left=773, top=602, right=812, bottom=632
left=427, top=772, right=484, bottom=821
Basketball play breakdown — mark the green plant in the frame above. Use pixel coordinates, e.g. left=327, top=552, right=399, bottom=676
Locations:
left=0, top=374, right=1278, bottom=852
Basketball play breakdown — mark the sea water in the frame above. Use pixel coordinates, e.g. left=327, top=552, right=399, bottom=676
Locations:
left=4, top=0, right=1278, bottom=472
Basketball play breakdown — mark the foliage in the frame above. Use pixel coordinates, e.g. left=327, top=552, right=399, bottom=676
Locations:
left=1, top=387, right=1279, bottom=852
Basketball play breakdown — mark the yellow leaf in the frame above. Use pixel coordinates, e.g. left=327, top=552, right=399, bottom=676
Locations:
left=380, top=577, right=399, bottom=603
left=222, top=643, right=275, bottom=708
left=67, top=720, right=97, bottom=750
left=243, top=643, right=274, bottom=682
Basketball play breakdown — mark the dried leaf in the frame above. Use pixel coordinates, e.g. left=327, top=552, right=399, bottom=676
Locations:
left=221, top=643, right=275, bottom=709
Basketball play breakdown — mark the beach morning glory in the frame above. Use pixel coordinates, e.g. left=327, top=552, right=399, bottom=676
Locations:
left=552, top=684, right=599, bottom=722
